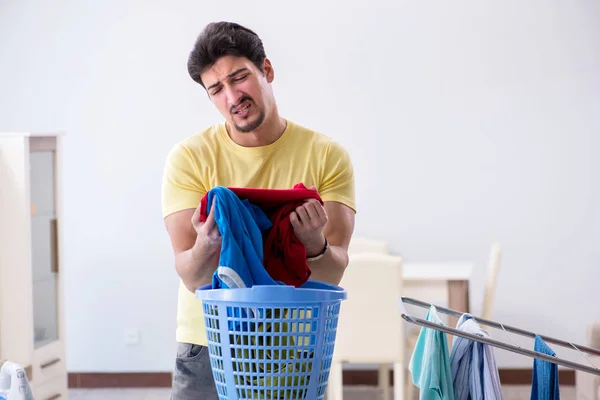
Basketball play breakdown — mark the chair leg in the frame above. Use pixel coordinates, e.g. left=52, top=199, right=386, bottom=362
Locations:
left=379, top=364, right=390, bottom=400
left=393, top=362, right=404, bottom=400
left=406, top=368, right=415, bottom=400
left=327, top=361, right=344, bottom=400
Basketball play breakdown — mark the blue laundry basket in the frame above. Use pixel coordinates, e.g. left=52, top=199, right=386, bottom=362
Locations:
left=196, top=280, right=347, bottom=400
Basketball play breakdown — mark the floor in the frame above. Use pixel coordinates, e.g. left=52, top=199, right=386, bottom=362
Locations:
left=68, top=385, right=576, bottom=399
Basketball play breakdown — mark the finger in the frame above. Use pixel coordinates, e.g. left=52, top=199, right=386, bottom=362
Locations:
left=204, top=202, right=217, bottom=230
left=201, top=203, right=221, bottom=239
left=314, top=200, right=327, bottom=221
left=303, top=200, right=321, bottom=221
left=306, top=200, right=326, bottom=223
left=309, top=185, right=317, bottom=191
left=290, top=211, right=301, bottom=229
left=294, top=205, right=311, bottom=225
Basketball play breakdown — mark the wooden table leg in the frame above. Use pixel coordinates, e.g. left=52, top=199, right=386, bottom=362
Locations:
left=447, top=280, right=470, bottom=344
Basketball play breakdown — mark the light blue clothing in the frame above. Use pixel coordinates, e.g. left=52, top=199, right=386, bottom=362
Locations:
left=531, top=335, right=560, bottom=400
left=204, top=186, right=277, bottom=289
left=409, top=305, right=455, bottom=400
left=450, top=314, right=503, bottom=400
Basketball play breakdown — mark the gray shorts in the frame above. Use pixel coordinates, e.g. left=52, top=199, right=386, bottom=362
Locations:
left=171, top=342, right=219, bottom=399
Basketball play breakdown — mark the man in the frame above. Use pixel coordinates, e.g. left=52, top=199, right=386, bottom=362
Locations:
left=161, top=21, right=356, bottom=399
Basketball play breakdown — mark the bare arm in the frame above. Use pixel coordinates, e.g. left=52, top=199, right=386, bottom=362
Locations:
left=306, top=201, right=355, bottom=285
left=164, top=205, right=221, bottom=292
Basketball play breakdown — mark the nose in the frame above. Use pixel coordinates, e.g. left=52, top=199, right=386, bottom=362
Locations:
left=224, top=85, right=243, bottom=108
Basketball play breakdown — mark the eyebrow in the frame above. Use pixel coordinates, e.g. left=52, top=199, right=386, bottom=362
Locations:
left=206, top=68, right=249, bottom=91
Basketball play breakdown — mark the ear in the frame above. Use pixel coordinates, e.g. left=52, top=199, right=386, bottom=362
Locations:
left=263, top=58, right=274, bottom=83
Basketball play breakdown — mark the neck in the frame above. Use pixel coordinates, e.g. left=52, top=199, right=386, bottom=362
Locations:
left=226, top=111, right=287, bottom=148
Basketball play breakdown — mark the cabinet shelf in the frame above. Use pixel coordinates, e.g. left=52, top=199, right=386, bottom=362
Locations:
left=32, top=274, right=56, bottom=284
left=34, top=337, right=56, bottom=350
left=31, top=213, right=56, bottom=219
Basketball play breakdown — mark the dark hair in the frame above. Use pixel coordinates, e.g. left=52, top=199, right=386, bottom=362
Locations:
left=187, top=21, right=267, bottom=88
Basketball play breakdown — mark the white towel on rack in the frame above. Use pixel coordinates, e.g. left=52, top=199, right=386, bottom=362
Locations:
left=450, top=314, right=503, bottom=400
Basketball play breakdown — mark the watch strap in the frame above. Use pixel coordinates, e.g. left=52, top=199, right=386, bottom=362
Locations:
left=306, top=237, right=328, bottom=261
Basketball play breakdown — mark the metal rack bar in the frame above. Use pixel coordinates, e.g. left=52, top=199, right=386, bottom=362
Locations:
left=399, top=297, right=600, bottom=376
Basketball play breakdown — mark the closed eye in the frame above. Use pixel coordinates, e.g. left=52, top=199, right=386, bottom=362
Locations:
left=208, top=73, right=248, bottom=96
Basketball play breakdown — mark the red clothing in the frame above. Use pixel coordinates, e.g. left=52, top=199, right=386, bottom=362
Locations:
left=199, top=183, right=322, bottom=287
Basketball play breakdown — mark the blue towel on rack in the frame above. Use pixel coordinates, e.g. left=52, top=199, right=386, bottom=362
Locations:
left=531, top=335, right=560, bottom=400
left=203, top=186, right=278, bottom=289
left=409, top=305, right=455, bottom=400
left=450, top=314, right=503, bottom=400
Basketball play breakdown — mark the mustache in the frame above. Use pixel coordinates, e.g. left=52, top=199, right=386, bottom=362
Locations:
left=230, top=96, right=253, bottom=113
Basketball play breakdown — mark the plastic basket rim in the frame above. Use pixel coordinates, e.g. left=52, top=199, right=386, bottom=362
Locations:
left=195, top=279, right=347, bottom=303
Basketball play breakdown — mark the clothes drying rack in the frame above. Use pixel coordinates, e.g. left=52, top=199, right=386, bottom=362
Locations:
left=399, top=296, right=600, bottom=376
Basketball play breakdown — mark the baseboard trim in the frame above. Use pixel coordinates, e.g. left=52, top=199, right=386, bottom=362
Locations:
left=500, top=368, right=575, bottom=385
left=68, top=372, right=173, bottom=388
left=67, top=368, right=575, bottom=388
left=338, top=368, right=575, bottom=386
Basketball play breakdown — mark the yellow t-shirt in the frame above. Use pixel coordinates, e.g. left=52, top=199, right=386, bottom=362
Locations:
left=161, top=118, right=356, bottom=346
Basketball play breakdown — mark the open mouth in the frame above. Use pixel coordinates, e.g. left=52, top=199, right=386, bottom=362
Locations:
left=233, top=102, right=251, bottom=116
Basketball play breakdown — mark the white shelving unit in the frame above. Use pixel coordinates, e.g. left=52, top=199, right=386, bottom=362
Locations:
left=0, top=132, right=68, bottom=399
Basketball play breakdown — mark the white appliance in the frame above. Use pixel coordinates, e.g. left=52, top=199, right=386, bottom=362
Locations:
left=0, top=361, right=34, bottom=400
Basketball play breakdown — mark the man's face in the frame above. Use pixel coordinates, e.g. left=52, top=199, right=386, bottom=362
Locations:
left=201, top=55, right=274, bottom=133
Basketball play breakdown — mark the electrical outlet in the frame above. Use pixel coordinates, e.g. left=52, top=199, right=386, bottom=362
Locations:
left=124, top=328, right=140, bottom=345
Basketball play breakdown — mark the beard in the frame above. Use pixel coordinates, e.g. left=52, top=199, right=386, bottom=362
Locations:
left=234, top=110, right=265, bottom=133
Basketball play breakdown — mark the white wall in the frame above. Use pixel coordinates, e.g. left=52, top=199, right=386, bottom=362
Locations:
left=1, top=0, right=599, bottom=371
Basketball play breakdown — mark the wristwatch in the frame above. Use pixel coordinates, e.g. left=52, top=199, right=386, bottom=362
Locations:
left=306, top=237, right=328, bottom=261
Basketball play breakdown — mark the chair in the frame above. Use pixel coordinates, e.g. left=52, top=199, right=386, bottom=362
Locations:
left=481, top=241, right=502, bottom=320
left=404, top=241, right=502, bottom=400
left=348, top=237, right=390, bottom=256
left=327, top=252, right=405, bottom=400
